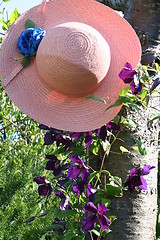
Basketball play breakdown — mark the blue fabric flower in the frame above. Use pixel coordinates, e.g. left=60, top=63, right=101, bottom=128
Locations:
left=17, top=28, right=46, bottom=57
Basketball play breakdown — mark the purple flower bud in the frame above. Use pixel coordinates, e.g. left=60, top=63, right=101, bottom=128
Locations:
left=119, top=62, right=137, bottom=83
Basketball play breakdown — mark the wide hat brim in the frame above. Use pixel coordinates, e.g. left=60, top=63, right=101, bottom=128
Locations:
left=0, top=0, right=141, bottom=132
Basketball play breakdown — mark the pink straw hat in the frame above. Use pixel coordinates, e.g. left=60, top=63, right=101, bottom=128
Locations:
left=0, top=0, right=141, bottom=132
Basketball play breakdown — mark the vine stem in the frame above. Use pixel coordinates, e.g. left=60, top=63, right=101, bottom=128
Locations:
left=97, top=228, right=102, bottom=240
left=94, top=133, right=112, bottom=188
left=90, top=231, right=94, bottom=240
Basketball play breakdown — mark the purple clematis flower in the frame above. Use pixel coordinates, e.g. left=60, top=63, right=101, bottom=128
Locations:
left=98, top=125, right=107, bottom=142
left=73, top=180, right=86, bottom=195
left=73, top=181, right=97, bottom=202
left=106, top=121, right=121, bottom=133
left=45, top=154, right=70, bottom=177
left=67, top=154, right=90, bottom=181
left=54, top=190, right=71, bottom=210
left=82, top=202, right=110, bottom=231
left=119, top=62, right=137, bottom=83
left=125, top=165, right=155, bottom=193
left=87, top=183, right=97, bottom=202
left=34, top=176, right=52, bottom=200
left=70, top=131, right=93, bottom=148
left=130, top=74, right=142, bottom=95
left=39, top=124, right=72, bottom=150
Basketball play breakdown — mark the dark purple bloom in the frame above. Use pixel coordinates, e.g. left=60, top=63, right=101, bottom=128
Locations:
left=34, top=176, right=52, bottom=200
left=45, top=154, right=70, bottom=177
left=106, top=121, right=121, bottom=133
left=87, top=183, right=97, bottom=202
left=52, top=218, right=66, bottom=232
left=24, top=216, right=35, bottom=223
left=130, top=75, right=142, bottom=95
left=56, top=177, right=71, bottom=190
left=72, top=181, right=96, bottom=202
left=73, top=180, right=86, bottom=195
left=119, top=62, right=137, bottom=83
left=150, top=73, right=160, bottom=93
left=125, top=165, right=155, bottom=193
left=56, top=134, right=72, bottom=150
left=54, top=190, right=71, bottom=210
left=84, top=132, right=93, bottom=148
left=70, top=132, right=83, bottom=138
left=82, top=202, right=110, bottom=231
left=39, top=124, right=72, bottom=150
left=39, top=124, right=50, bottom=130
left=71, top=131, right=93, bottom=148
left=67, top=154, right=90, bottom=181
left=98, top=125, right=107, bottom=141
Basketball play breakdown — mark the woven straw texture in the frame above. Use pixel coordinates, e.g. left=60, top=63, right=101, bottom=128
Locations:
left=0, top=0, right=141, bottom=132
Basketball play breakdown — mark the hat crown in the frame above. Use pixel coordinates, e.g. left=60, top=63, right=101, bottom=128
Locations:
left=36, top=22, right=111, bottom=96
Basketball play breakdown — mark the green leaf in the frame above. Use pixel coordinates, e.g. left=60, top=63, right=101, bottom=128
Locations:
left=106, top=183, right=122, bottom=197
left=149, top=115, right=160, bottom=124
left=101, top=198, right=111, bottom=207
left=62, top=232, right=75, bottom=240
left=133, top=145, right=139, bottom=151
left=105, top=97, right=122, bottom=111
left=101, top=229, right=111, bottom=236
left=101, top=170, right=111, bottom=176
left=54, top=208, right=76, bottom=218
left=21, top=57, right=31, bottom=67
left=89, top=140, right=99, bottom=155
left=91, top=229, right=100, bottom=236
left=9, top=8, right=20, bottom=25
left=119, top=85, right=130, bottom=97
left=41, top=224, right=64, bottom=232
left=3, top=0, right=10, bottom=2
left=0, top=19, right=8, bottom=30
left=25, top=19, right=35, bottom=29
left=127, top=102, right=139, bottom=113
left=86, top=95, right=106, bottom=104
left=109, top=215, right=117, bottom=224
left=135, top=139, right=147, bottom=156
left=120, top=146, right=129, bottom=153
left=88, top=171, right=100, bottom=183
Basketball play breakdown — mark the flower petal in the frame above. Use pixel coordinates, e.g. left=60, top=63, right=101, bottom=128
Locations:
left=54, top=190, right=65, bottom=199
left=44, top=131, right=56, bottom=145
left=73, top=181, right=85, bottom=195
left=83, top=202, right=97, bottom=214
left=84, top=132, right=93, bottom=148
left=141, top=165, right=155, bottom=175
left=68, top=154, right=82, bottom=164
left=82, top=214, right=97, bottom=231
left=45, top=160, right=60, bottom=171
left=98, top=204, right=109, bottom=215
left=67, top=165, right=81, bottom=179
left=34, top=176, right=45, bottom=184
left=81, top=168, right=90, bottom=181
left=98, top=125, right=107, bottom=141
left=38, top=185, right=48, bottom=196
left=98, top=215, right=110, bottom=230
left=106, top=121, right=121, bottom=132
left=87, top=183, right=97, bottom=202
left=138, top=176, right=147, bottom=190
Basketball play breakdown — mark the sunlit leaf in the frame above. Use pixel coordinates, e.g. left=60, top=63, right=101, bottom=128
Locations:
left=86, top=95, right=106, bottom=104
left=135, top=139, right=147, bottom=156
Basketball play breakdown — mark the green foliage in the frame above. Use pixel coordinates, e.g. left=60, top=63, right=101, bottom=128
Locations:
left=25, top=19, right=35, bottom=29
left=0, top=84, right=58, bottom=239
